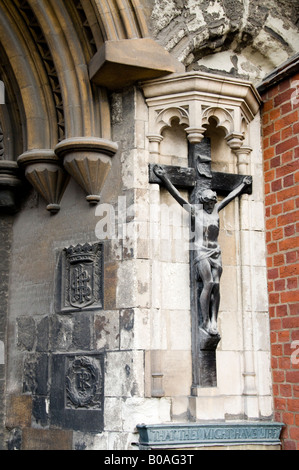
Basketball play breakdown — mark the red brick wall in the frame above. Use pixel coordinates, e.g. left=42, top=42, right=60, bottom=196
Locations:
left=261, top=73, right=299, bottom=450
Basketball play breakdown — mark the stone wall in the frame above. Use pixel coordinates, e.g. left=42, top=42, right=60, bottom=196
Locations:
left=0, top=216, right=13, bottom=449
left=4, top=89, right=150, bottom=450
left=3, top=70, right=273, bottom=450
left=146, top=0, right=299, bottom=84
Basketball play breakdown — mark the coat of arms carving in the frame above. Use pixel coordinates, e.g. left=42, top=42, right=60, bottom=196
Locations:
left=60, top=243, right=103, bottom=312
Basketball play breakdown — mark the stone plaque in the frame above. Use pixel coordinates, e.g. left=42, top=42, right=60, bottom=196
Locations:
left=65, top=356, right=103, bottom=410
left=50, top=353, right=104, bottom=432
left=136, top=422, right=283, bottom=449
left=59, top=242, right=103, bottom=312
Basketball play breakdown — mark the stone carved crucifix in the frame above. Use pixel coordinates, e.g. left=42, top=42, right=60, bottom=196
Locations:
left=149, top=138, right=252, bottom=387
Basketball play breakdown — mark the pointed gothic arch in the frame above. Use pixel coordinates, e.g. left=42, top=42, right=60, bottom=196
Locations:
left=0, top=0, right=167, bottom=153
left=0, top=1, right=141, bottom=210
left=0, top=0, right=181, bottom=212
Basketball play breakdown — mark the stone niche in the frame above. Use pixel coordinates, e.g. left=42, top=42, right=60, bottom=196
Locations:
left=140, top=71, right=273, bottom=423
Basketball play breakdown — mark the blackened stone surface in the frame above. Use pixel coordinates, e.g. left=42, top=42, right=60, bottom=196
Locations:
left=7, top=428, right=22, bottom=451
left=17, top=317, right=36, bottom=351
left=72, top=313, right=93, bottom=350
left=36, top=317, right=49, bottom=352
left=32, top=396, right=49, bottom=428
left=50, top=312, right=94, bottom=351
left=23, top=353, right=49, bottom=396
left=22, top=428, right=73, bottom=450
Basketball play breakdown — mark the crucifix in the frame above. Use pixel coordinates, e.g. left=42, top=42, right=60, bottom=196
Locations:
left=149, top=138, right=252, bottom=387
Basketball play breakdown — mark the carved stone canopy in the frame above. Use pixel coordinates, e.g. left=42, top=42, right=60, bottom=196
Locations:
left=142, top=71, right=261, bottom=154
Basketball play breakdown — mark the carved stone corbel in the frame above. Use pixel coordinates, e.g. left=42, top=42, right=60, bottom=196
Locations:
left=55, top=137, right=118, bottom=204
left=17, top=150, right=70, bottom=213
left=225, top=132, right=245, bottom=150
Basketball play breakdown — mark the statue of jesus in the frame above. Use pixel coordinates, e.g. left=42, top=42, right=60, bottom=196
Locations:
left=153, top=164, right=252, bottom=337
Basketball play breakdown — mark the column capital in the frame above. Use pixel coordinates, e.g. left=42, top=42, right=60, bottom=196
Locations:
left=185, top=127, right=206, bottom=144
left=225, top=132, right=245, bottom=150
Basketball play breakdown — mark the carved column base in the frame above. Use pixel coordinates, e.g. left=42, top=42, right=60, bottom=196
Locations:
left=0, top=161, right=23, bottom=213
left=18, top=150, right=70, bottom=213
left=55, top=137, right=118, bottom=204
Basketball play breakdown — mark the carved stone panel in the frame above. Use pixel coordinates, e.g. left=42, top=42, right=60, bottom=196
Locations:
left=59, top=243, right=103, bottom=313
left=50, top=353, right=104, bottom=432
left=65, top=356, right=103, bottom=410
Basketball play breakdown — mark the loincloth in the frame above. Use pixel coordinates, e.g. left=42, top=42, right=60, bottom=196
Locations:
left=193, top=246, right=222, bottom=273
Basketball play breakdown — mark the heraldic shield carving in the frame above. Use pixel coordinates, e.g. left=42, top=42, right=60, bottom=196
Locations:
left=60, top=242, right=103, bottom=312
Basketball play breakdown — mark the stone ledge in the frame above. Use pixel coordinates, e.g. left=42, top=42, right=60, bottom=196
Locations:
left=136, top=422, right=284, bottom=450
left=89, top=38, right=184, bottom=90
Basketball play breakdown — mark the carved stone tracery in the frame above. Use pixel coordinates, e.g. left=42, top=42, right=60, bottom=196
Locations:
left=201, top=106, right=234, bottom=137
left=143, top=72, right=259, bottom=154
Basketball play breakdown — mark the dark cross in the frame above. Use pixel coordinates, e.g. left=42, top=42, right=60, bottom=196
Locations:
left=149, top=138, right=252, bottom=197
left=149, top=137, right=252, bottom=388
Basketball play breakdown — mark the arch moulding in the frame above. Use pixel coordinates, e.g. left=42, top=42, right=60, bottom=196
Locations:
left=0, top=0, right=183, bottom=212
